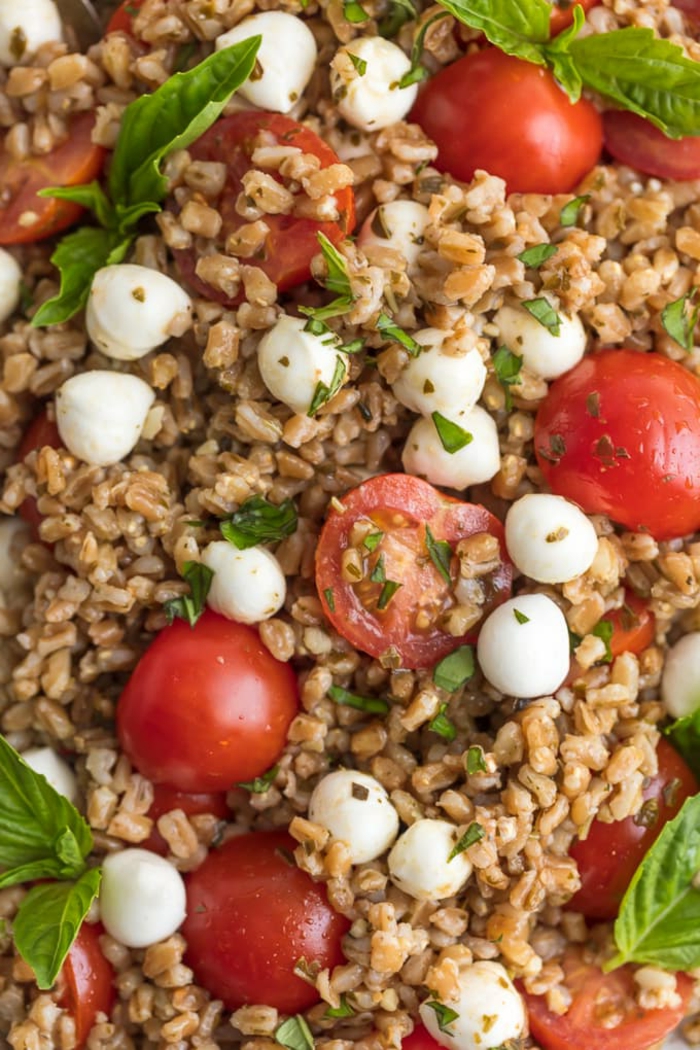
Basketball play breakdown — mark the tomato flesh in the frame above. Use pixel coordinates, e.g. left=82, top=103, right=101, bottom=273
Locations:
left=57, top=923, right=115, bottom=1048
left=401, top=1027, right=444, bottom=1050
left=183, top=830, right=349, bottom=1013
left=0, top=113, right=105, bottom=245
left=143, top=784, right=230, bottom=855
left=172, top=112, right=355, bottom=304
left=604, top=110, right=700, bottom=182
left=105, top=0, right=145, bottom=34
left=569, top=739, right=698, bottom=920
left=315, top=473, right=512, bottom=669
left=607, top=592, right=655, bottom=661
left=117, top=611, right=299, bottom=792
left=410, top=49, right=603, bottom=194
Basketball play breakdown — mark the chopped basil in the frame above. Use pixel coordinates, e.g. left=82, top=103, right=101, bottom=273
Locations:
left=425, top=524, right=453, bottom=585
left=299, top=233, right=356, bottom=322
left=664, top=710, right=700, bottom=779
left=559, top=194, right=590, bottom=227
left=568, top=627, right=583, bottom=653
left=591, top=618, right=614, bottom=663
left=328, top=685, right=390, bottom=715
left=220, top=494, right=298, bottom=549
left=517, top=242, right=558, bottom=267
left=302, top=316, right=364, bottom=355
left=308, top=356, right=347, bottom=416
left=378, top=579, right=402, bottom=610
left=370, top=554, right=387, bottom=583
left=433, top=646, right=475, bottom=692
left=513, top=607, right=530, bottom=625
left=522, top=297, right=561, bottom=336
left=661, top=290, right=700, bottom=352
left=431, top=411, right=473, bottom=453
left=163, top=561, right=214, bottom=628
left=348, top=52, right=367, bottom=75
left=325, top=994, right=355, bottom=1018
left=363, top=530, right=384, bottom=552
left=323, top=587, right=336, bottom=612
left=447, top=820, right=484, bottom=861
left=238, top=765, right=279, bottom=793
left=275, top=1015, right=315, bottom=1050
left=398, top=10, right=450, bottom=89
left=376, top=313, right=422, bottom=356
left=424, top=1001, right=459, bottom=1033
left=429, top=704, right=457, bottom=741
left=379, top=0, right=417, bottom=37
left=343, top=0, right=369, bottom=21
left=466, top=745, right=487, bottom=774
left=492, top=345, right=523, bottom=409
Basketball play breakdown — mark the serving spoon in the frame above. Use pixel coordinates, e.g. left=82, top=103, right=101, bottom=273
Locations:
left=55, top=0, right=103, bottom=48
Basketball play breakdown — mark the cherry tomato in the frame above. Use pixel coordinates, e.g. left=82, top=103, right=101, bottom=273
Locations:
left=534, top=349, right=700, bottom=540
left=315, top=473, right=512, bottom=670
left=182, top=830, right=349, bottom=1013
left=17, top=410, right=61, bottom=537
left=607, top=592, right=655, bottom=661
left=105, top=0, right=145, bottom=34
left=410, top=49, right=602, bottom=194
left=117, top=611, right=299, bottom=792
left=401, top=1027, right=443, bottom=1050
left=569, top=739, right=698, bottom=920
left=604, top=110, right=700, bottom=181
left=57, top=923, right=115, bottom=1048
left=0, top=113, right=105, bottom=245
left=172, top=112, right=355, bottom=305
left=548, top=0, right=600, bottom=34
left=143, top=784, right=230, bottom=855
left=524, top=947, right=693, bottom=1050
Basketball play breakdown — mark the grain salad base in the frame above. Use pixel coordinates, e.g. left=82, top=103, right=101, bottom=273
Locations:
left=2, top=0, right=700, bottom=1048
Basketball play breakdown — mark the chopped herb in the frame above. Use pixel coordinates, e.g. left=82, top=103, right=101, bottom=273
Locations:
left=376, top=313, right=421, bottom=356
left=429, top=703, right=457, bottom=741
left=522, top=297, right=562, bottom=336
left=661, top=289, right=700, bottom=351
left=425, top=525, right=452, bottom=585
left=424, top=1001, right=459, bottom=1033
left=492, top=345, right=523, bottom=409
left=378, top=0, right=417, bottom=37
left=343, top=0, right=369, bottom=20
left=299, top=232, right=355, bottom=322
left=328, top=684, right=390, bottom=715
left=466, top=745, right=487, bottom=774
left=308, top=356, right=347, bottom=416
left=378, top=579, right=402, bottom=610
left=221, top=494, right=297, bottom=549
left=364, top=530, right=384, bottom=552
left=398, top=10, right=449, bottom=89
left=348, top=52, right=367, bottom=75
left=559, top=194, right=590, bottom=227
left=513, top=608, right=530, bottom=625
left=18, top=280, right=33, bottom=312
left=163, top=561, right=214, bottom=628
left=370, top=554, right=387, bottom=583
left=517, top=243, right=558, bottom=268
left=323, top=587, right=336, bottom=612
left=275, top=1015, right=315, bottom=1050
left=433, top=646, right=475, bottom=692
left=325, top=995, right=355, bottom=1018
left=447, top=821, right=484, bottom=861
left=238, top=765, right=279, bottom=793
left=591, top=619, right=614, bottom=663
left=431, top=411, right=473, bottom=453
left=568, top=627, right=583, bottom=653
left=302, top=316, right=364, bottom=354
left=173, top=42, right=197, bottom=72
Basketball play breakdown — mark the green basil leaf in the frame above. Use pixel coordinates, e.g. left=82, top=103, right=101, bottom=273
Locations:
left=433, top=646, right=475, bottom=692
left=466, top=745, right=487, bottom=774
left=308, top=355, right=347, bottom=417
left=238, top=765, right=279, bottom=793
left=608, top=794, right=700, bottom=971
left=434, top=0, right=550, bottom=65
left=377, top=580, right=402, bottom=610
left=492, top=344, right=523, bottom=409
left=31, top=227, right=129, bottom=328
left=220, top=495, right=298, bottom=549
left=13, top=868, right=101, bottom=989
left=163, top=561, right=214, bottom=628
left=665, top=711, right=700, bottom=778
left=376, top=313, right=422, bottom=356
left=109, top=36, right=261, bottom=208
left=114, top=199, right=164, bottom=233
left=315, top=233, right=354, bottom=299
left=517, top=243, right=558, bottom=268
left=323, top=587, right=336, bottom=612
left=0, top=858, right=79, bottom=891
left=429, top=703, right=457, bottom=741
left=399, top=10, right=450, bottom=89
left=0, top=735, right=92, bottom=875
left=513, top=607, right=530, bottom=624
left=344, top=0, right=369, bottom=22
left=379, top=0, right=417, bottom=37
left=431, top=411, right=473, bottom=453
left=328, top=685, right=390, bottom=715
left=424, top=1001, right=460, bottom=1033
left=661, top=290, right=700, bottom=351
left=363, top=530, right=384, bottom=552
left=568, top=28, right=700, bottom=138
left=348, top=52, right=367, bottom=75
left=540, top=2, right=585, bottom=99
left=447, top=821, right=484, bottom=861
left=425, top=524, right=452, bottom=585
left=522, top=297, right=561, bottom=335
left=559, top=194, right=590, bottom=227
left=324, top=994, right=355, bottom=1018
left=275, top=1015, right=315, bottom=1050
left=591, top=618, right=613, bottom=663
left=37, top=181, right=115, bottom=228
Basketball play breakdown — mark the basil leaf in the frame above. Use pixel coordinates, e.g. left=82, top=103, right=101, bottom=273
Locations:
left=665, top=711, right=700, bottom=777
left=163, top=561, right=213, bottom=628
left=424, top=1001, right=459, bottom=1033
left=513, top=607, right=530, bottom=624
left=275, top=1015, right=315, bottom=1050
left=348, top=53, right=367, bottom=75
left=328, top=685, right=390, bottom=715
left=325, top=994, right=355, bottom=1018
left=661, top=290, right=700, bottom=351
left=492, top=345, right=523, bottom=409
left=238, top=765, right=279, bottom=793
left=591, top=618, right=613, bottom=663
left=220, top=495, right=298, bottom=549
left=363, top=530, right=384, bottom=552
left=608, top=794, right=700, bottom=970
left=433, top=646, right=475, bottom=692
left=522, top=297, right=561, bottom=335
left=435, top=0, right=550, bottom=65
left=399, top=11, right=450, bottom=89
left=431, top=411, right=473, bottom=453
left=379, top=0, right=417, bottom=36
left=32, top=227, right=129, bottom=327
left=13, top=868, right=101, bottom=989
left=568, top=28, right=700, bottom=138
left=37, top=181, right=115, bottom=228
left=429, top=704, right=457, bottom=741
left=447, top=821, right=484, bottom=861
left=425, top=524, right=452, bottom=585
left=376, top=313, right=422, bottom=356
left=343, top=0, right=369, bottom=22
left=308, top=356, right=347, bottom=417
left=323, top=587, right=336, bottom=611
left=559, top=194, right=590, bottom=227
left=377, top=579, right=402, bottom=610
left=316, top=232, right=354, bottom=299
left=466, top=745, right=487, bottom=774
left=109, top=36, right=261, bottom=208
left=540, top=3, right=585, bottom=99
left=0, top=735, right=92, bottom=876
left=517, top=243, right=558, bottom=268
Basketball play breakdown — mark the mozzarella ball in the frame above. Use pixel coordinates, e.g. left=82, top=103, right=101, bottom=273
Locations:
left=388, top=819, right=473, bottom=901
left=0, top=517, right=30, bottom=605
left=56, top=371, right=155, bottom=467
left=86, top=265, right=192, bottom=361
left=0, top=248, right=21, bottom=323
left=493, top=302, right=586, bottom=380
left=331, top=37, right=418, bottom=132
left=661, top=632, right=700, bottom=719
left=257, top=314, right=347, bottom=415
left=477, top=594, right=570, bottom=699
left=358, top=201, right=430, bottom=271
left=201, top=541, right=286, bottom=625
left=308, top=770, right=400, bottom=864
left=392, top=329, right=487, bottom=420
left=420, top=961, right=526, bottom=1050
left=22, top=747, right=78, bottom=804
left=0, top=0, right=62, bottom=66
left=100, top=849, right=186, bottom=948
left=505, top=493, right=598, bottom=584
left=215, top=13, right=317, bottom=113
left=402, top=408, right=500, bottom=490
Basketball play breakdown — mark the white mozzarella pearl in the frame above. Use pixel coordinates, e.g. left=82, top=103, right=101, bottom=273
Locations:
left=257, top=314, right=347, bottom=415
left=420, top=961, right=526, bottom=1050
left=201, top=541, right=286, bottom=625
left=493, top=303, right=586, bottom=380
left=215, top=13, right=317, bottom=114
left=0, top=517, right=30, bottom=605
left=56, top=371, right=155, bottom=467
left=99, top=849, right=186, bottom=948
left=401, top=408, right=500, bottom=490
left=331, top=37, right=418, bottom=132
left=86, top=265, right=192, bottom=361
left=308, top=770, right=400, bottom=864
left=0, top=248, right=21, bottom=323
left=392, top=329, right=486, bottom=420
left=358, top=200, right=430, bottom=271
left=477, top=594, right=570, bottom=699
left=661, top=633, right=700, bottom=719
left=388, top=819, right=473, bottom=901
left=0, top=0, right=62, bottom=66
left=505, top=493, right=598, bottom=584
left=22, top=747, right=78, bottom=804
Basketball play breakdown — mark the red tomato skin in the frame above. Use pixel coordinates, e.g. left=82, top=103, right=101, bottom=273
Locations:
left=117, top=611, right=299, bottom=792
left=105, top=0, right=145, bottom=34
left=604, top=110, right=700, bottom=181
left=17, top=411, right=61, bottom=537
left=607, top=592, right=655, bottom=660
left=143, top=784, right=230, bottom=855
left=0, top=113, right=105, bottom=245
left=173, top=112, right=355, bottom=304
left=410, top=49, right=603, bottom=194
left=315, top=473, right=513, bottom=669
left=57, top=923, right=115, bottom=1048
left=183, top=830, right=349, bottom=1013
left=549, top=0, right=600, bottom=33
left=534, top=349, right=700, bottom=540
left=401, top=1027, right=443, bottom=1050
left=569, top=739, right=698, bottom=920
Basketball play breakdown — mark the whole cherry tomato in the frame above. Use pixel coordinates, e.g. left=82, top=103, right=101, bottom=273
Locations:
left=182, top=830, right=349, bottom=1013
left=57, top=923, right=115, bottom=1048
left=534, top=349, right=700, bottom=540
left=604, top=110, right=700, bottom=181
left=549, top=0, right=600, bottom=34
left=117, top=611, right=299, bottom=792
left=143, top=784, right=230, bottom=855
left=401, top=1027, right=443, bottom=1050
left=410, top=49, right=603, bottom=194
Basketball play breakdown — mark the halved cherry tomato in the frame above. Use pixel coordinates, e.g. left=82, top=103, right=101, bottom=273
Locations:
left=0, top=113, right=105, bottom=245
left=607, top=592, right=655, bottom=661
left=410, top=49, right=603, bottom=194
left=172, top=112, right=355, bottom=305
left=143, top=784, right=230, bottom=855
left=549, top=0, right=600, bottom=34
left=182, top=830, right=349, bottom=1013
left=315, top=474, right=512, bottom=669
left=534, top=349, right=700, bottom=540
left=604, top=110, right=700, bottom=181
left=401, top=1027, right=443, bottom=1050
left=57, top=923, right=115, bottom=1048
left=105, top=0, right=145, bottom=34
left=117, top=611, right=299, bottom=792
left=568, top=739, right=698, bottom=920
left=17, top=410, right=61, bottom=537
